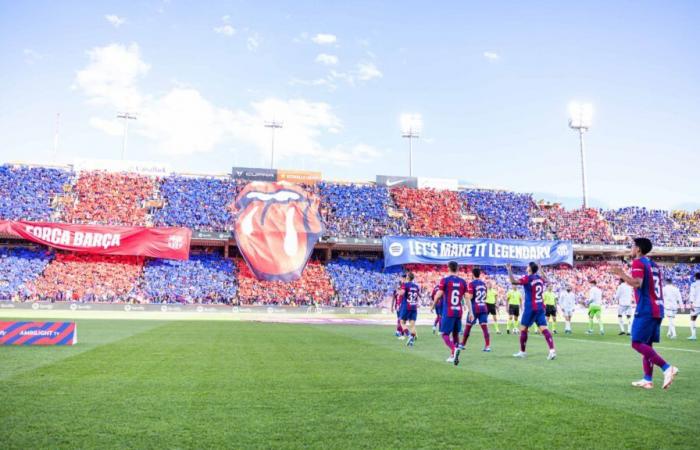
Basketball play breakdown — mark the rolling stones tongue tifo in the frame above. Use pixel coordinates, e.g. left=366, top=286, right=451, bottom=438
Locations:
left=233, top=182, right=324, bottom=281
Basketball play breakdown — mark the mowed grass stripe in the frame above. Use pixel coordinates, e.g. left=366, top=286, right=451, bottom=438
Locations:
left=317, top=323, right=700, bottom=433
left=0, top=320, right=695, bottom=449
left=0, top=318, right=168, bottom=381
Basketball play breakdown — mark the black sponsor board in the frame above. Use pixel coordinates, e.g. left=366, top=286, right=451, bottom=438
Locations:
left=375, top=175, right=418, bottom=188
left=231, top=167, right=277, bottom=182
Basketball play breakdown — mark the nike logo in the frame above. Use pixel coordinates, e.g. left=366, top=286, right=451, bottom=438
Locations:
left=386, top=179, right=406, bottom=187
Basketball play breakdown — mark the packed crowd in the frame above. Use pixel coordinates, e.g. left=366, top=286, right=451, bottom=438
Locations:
left=2, top=164, right=699, bottom=247
left=533, top=206, right=614, bottom=244
left=63, top=172, right=156, bottom=226
left=27, top=253, right=144, bottom=301
left=153, top=176, right=237, bottom=231
left=235, top=259, right=334, bottom=305
left=319, top=182, right=408, bottom=238
left=605, top=207, right=688, bottom=247
left=141, top=253, right=238, bottom=303
left=461, top=190, right=533, bottom=239
left=391, top=187, right=480, bottom=237
left=0, top=166, right=72, bottom=221
left=325, top=258, right=402, bottom=306
left=0, top=247, right=53, bottom=300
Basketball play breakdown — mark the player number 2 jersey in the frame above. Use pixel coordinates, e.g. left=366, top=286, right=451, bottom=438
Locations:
left=518, top=274, right=545, bottom=312
left=439, top=275, right=467, bottom=318
left=468, top=279, right=488, bottom=314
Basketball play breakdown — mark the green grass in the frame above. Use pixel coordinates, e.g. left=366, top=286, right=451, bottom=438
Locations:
left=1, top=319, right=698, bottom=449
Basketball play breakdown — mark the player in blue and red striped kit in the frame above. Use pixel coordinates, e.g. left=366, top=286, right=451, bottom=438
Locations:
left=431, top=285, right=442, bottom=335
left=460, top=268, right=491, bottom=352
left=611, top=237, right=679, bottom=389
left=398, top=272, right=420, bottom=347
left=507, top=262, right=556, bottom=360
left=433, top=261, right=473, bottom=365
left=391, top=289, right=405, bottom=338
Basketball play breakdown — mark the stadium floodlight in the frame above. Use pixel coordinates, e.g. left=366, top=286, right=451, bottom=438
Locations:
left=117, top=112, right=137, bottom=160
left=264, top=120, right=283, bottom=169
left=400, top=113, right=422, bottom=177
left=568, top=102, right=593, bottom=208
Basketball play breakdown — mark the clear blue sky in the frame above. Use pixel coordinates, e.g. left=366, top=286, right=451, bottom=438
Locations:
left=1, top=0, right=698, bottom=209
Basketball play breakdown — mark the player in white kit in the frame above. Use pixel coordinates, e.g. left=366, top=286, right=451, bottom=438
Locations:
left=689, top=273, right=700, bottom=341
left=559, top=285, right=577, bottom=334
left=614, top=278, right=634, bottom=336
left=662, top=279, right=681, bottom=339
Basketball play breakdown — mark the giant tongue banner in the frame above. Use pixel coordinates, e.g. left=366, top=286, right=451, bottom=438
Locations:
left=233, top=181, right=324, bottom=281
left=0, top=220, right=191, bottom=260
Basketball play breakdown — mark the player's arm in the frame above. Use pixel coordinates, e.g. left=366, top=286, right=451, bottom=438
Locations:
left=610, top=263, right=643, bottom=289
left=464, top=291, right=474, bottom=321
left=433, top=289, right=444, bottom=311
left=506, top=264, right=519, bottom=285
left=539, top=263, right=549, bottom=283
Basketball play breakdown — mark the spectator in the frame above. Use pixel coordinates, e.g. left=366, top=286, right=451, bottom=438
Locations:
left=319, top=182, right=408, bottom=238
left=605, top=207, right=687, bottom=247
left=63, top=171, right=156, bottom=226
left=153, top=176, right=237, bottom=231
left=28, top=253, right=143, bottom=301
left=0, top=165, right=72, bottom=221
left=325, top=258, right=402, bottom=306
left=391, top=187, right=480, bottom=237
left=0, top=247, right=53, bottom=300
left=142, top=253, right=237, bottom=303
left=461, top=190, right=534, bottom=239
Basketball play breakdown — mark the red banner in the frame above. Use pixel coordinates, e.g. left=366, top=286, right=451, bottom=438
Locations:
left=0, top=220, right=191, bottom=260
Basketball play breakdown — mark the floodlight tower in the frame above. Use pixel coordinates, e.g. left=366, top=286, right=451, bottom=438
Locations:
left=568, top=102, right=593, bottom=208
left=400, top=113, right=422, bottom=177
left=117, top=112, right=137, bottom=160
left=264, top=120, right=283, bottom=169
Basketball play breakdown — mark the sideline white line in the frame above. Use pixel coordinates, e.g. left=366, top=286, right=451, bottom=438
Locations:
left=566, top=337, right=700, bottom=353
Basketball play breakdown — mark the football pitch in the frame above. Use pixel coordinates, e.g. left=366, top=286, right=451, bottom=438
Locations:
left=2, top=319, right=698, bottom=449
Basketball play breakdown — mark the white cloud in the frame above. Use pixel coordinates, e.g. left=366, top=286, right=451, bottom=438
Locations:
left=23, top=48, right=44, bottom=64
left=214, top=24, right=235, bottom=36
left=74, top=43, right=149, bottom=111
left=89, top=117, right=123, bottom=136
left=75, top=43, right=382, bottom=164
left=105, top=14, right=126, bottom=28
left=247, top=34, right=260, bottom=51
left=315, top=53, right=338, bottom=66
left=483, top=51, right=500, bottom=61
left=356, top=62, right=382, bottom=81
left=311, top=33, right=337, bottom=45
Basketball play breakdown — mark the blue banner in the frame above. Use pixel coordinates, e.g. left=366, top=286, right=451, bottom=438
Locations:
left=383, top=236, right=573, bottom=268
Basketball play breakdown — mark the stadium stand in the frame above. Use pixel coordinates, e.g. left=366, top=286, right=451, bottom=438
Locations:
left=0, top=247, right=53, bottom=300
left=533, top=206, right=614, bottom=244
left=391, top=187, right=480, bottom=237
left=235, top=259, right=334, bottom=305
left=604, top=207, right=687, bottom=247
left=319, top=182, right=408, bottom=238
left=672, top=210, right=700, bottom=247
left=0, top=165, right=72, bottom=221
left=63, top=171, right=157, bottom=226
left=460, top=190, right=533, bottom=239
left=153, top=176, right=237, bottom=231
left=142, top=253, right=238, bottom=303
left=27, top=253, right=143, bottom=301
left=325, top=258, right=402, bottom=306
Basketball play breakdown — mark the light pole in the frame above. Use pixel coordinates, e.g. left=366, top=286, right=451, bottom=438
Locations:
left=264, top=120, right=283, bottom=169
left=568, top=102, right=593, bottom=208
left=400, top=113, right=422, bottom=177
left=117, top=112, right=137, bottom=160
